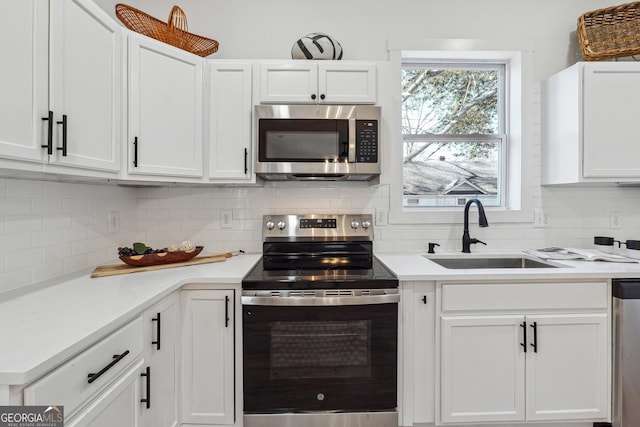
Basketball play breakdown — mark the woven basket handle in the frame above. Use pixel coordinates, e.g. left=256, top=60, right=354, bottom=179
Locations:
left=167, top=5, right=188, bottom=32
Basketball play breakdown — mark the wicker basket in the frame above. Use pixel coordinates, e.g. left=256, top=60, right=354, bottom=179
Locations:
left=115, top=4, right=219, bottom=57
left=577, top=1, right=640, bottom=61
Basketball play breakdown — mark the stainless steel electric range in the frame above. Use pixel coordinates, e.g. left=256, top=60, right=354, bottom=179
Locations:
left=242, top=214, right=399, bottom=427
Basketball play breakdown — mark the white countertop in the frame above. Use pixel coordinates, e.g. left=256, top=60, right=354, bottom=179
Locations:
left=4, top=249, right=640, bottom=387
left=0, top=253, right=261, bottom=385
left=375, top=250, right=640, bottom=281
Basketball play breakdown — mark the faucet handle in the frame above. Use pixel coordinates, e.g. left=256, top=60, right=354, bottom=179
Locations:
left=428, top=242, right=440, bottom=254
left=471, top=238, right=487, bottom=246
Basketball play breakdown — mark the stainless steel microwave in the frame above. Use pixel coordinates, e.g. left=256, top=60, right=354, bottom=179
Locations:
left=255, top=105, right=381, bottom=181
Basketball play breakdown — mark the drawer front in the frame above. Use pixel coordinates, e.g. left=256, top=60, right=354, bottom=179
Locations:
left=441, top=281, right=608, bottom=312
left=24, top=316, right=144, bottom=416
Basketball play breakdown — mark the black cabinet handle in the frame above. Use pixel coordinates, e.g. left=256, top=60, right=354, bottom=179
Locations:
left=56, top=115, right=67, bottom=156
left=225, top=295, right=230, bottom=328
left=422, top=295, right=427, bottom=304
left=87, top=350, right=130, bottom=384
left=520, top=321, right=527, bottom=353
left=320, top=93, right=326, bottom=100
left=530, top=321, right=538, bottom=353
left=151, top=312, right=161, bottom=350
left=140, top=366, right=151, bottom=409
left=133, top=137, right=138, bottom=167
left=41, top=111, right=53, bottom=155
left=244, top=148, right=248, bottom=174
left=311, top=94, right=316, bottom=100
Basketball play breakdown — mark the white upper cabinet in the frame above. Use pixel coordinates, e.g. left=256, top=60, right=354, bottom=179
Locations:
left=0, top=0, right=121, bottom=173
left=127, top=33, right=204, bottom=179
left=542, top=61, right=640, bottom=184
left=48, top=0, right=122, bottom=172
left=0, top=0, right=47, bottom=164
left=258, top=61, right=377, bottom=104
left=207, top=61, right=254, bottom=182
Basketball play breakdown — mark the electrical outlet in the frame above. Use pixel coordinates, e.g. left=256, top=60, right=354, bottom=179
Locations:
left=221, top=210, right=233, bottom=229
left=533, top=208, right=550, bottom=228
left=610, top=210, right=622, bottom=229
left=108, top=212, right=120, bottom=233
left=375, top=208, right=388, bottom=226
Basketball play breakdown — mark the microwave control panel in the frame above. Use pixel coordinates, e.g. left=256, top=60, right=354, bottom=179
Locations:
left=356, top=120, right=378, bottom=163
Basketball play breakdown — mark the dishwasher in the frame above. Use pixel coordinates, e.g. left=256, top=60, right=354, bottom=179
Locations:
left=612, top=278, right=640, bottom=427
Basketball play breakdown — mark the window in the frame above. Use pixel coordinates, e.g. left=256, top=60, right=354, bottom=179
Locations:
left=386, top=39, right=534, bottom=224
left=402, top=63, right=506, bottom=208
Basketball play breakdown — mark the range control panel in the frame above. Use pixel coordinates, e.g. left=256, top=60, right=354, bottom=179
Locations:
left=263, top=214, right=374, bottom=240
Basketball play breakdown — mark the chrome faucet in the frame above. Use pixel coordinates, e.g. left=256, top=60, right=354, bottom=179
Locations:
left=462, top=198, right=489, bottom=253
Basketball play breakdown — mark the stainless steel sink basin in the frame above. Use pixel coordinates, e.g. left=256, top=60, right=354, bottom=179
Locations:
left=425, top=255, right=562, bottom=269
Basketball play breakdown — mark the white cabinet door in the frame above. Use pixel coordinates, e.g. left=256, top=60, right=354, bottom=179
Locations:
left=583, top=63, right=640, bottom=178
left=0, top=0, right=48, bottom=163
left=403, top=282, right=435, bottom=425
left=258, top=61, right=377, bottom=104
left=181, top=289, right=235, bottom=425
left=259, top=62, right=318, bottom=104
left=66, top=360, right=144, bottom=427
left=143, top=294, right=179, bottom=427
left=128, top=33, right=204, bottom=178
left=440, top=315, right=526, bottom=424
left=207, top=61, right=253, bottom=181
left=318, top=63, right=377, bottom=104
left=543, top=62, right=640, bottom=184
left=525, top=314, right=608, bottom=421
left=48, top=0, right=121, bottom=172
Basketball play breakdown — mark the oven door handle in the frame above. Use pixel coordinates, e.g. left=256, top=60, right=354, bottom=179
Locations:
left=241, top=293, right=399, bottom=306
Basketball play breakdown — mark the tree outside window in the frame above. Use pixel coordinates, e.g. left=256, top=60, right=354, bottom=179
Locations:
left=402, top=63, right=506, bottom=208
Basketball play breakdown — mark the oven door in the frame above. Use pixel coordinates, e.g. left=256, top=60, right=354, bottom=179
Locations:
left=242, top=289, right=398, bottom=413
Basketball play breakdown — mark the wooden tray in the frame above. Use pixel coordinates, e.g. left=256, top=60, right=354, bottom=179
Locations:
left=92, top=252, right=232, bottom=278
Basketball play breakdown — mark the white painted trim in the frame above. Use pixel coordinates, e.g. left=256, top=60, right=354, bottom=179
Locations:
left=386, top=39, right=535, bottom=224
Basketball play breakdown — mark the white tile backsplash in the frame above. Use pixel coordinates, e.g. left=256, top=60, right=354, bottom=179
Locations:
left=0, top=178, right=138, bottom=296
left=5, top=172, right=640, bottom=297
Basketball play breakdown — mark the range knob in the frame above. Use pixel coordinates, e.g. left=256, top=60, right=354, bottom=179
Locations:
left=265, top=220, right=275, bottom=230
left=350, top=219, right=360, bottom=229
left=277, top=220, right=286, bottom=230
left=361, top=220, right=371, bottom=229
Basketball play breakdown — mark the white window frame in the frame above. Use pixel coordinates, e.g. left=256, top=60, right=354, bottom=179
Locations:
left=386, top=39, right=534, bottom=224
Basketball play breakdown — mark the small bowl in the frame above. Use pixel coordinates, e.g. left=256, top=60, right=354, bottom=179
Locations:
left=119, top=246, right=203, bottom=267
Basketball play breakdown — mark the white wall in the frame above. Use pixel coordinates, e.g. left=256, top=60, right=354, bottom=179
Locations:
left=125, top=0, right=613, bottom=79
left=2, top=0, right=640, bottom=297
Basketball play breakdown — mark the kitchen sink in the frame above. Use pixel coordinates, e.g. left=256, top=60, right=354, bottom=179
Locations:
left=424, top=255, right=563, bottom=269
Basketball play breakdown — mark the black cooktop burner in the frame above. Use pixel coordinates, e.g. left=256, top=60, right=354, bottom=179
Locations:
left=242, top=257, right=398, bottom=290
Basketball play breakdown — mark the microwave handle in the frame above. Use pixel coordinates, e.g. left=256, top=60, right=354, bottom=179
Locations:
left=348, top=118, right=356, bottom=162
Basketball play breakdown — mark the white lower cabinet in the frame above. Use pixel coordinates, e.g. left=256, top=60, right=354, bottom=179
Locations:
left=66, top=360, right=144, bottom=427
left=441, top=314, right=526, bottom=423
left=180, top=289, right=235, bottom=425
left=24, top=316, right=145, bottom=425
left=437, top=281, right=610, bottom=425
left=400, top=281, right=436, bottom=426
left=524, top=314, right=608, bottom=421
left=143, top=294, right=179, bottom=427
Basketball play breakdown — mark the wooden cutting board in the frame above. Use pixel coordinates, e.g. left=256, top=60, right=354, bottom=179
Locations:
left=91, top=253, right=231, bottom=278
